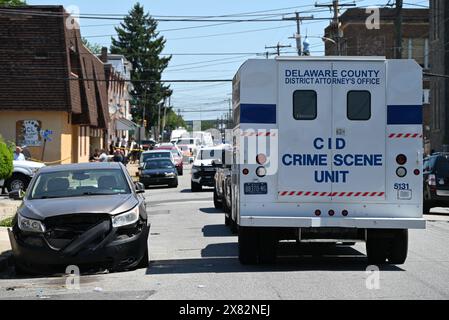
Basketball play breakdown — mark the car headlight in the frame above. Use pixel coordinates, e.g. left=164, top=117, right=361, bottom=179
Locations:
left=18, top=214, right=46, bottom=233
left=112, top=206, right=139, bottom=228
left=165, top=172, right=176, bottom=177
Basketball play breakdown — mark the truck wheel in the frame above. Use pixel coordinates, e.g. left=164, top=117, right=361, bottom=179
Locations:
left=213, top=189, right=222, bottom=209
left=191, top=181, right=202, bottom=192
left=387, top=230, right=408, bottom=265
left=366, top=230, right=388, bottom=265
left=423, top=201, right=431, bottom=215
left=6, top=173, right=31, bottom=192
left=258, top=228, right=277, bottom=264
left=238, top=227, right=258, bottom=265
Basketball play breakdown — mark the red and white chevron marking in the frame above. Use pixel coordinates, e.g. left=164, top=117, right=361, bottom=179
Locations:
left=279, top=191, right=385, bottom=197
left=240, top=131, right=277, bottom=137
left=388, top=133, right=423, bottom=139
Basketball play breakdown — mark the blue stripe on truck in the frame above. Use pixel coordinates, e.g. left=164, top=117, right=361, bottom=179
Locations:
left=387, top=105, right=423, bottom=125
left=240, top=104, right=277, bottom=124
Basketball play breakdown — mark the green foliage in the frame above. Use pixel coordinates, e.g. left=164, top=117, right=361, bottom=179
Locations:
left=0, top=217, right=13, bottom=228
left=0, top=0, right=26, bottom=6
left=0, top=136, right=13, bottom=180
left=165, top=109, right=186, bottom=130
left=110, top=2, right=172, bottom=131
left=82, top=37, right=102, bottom=54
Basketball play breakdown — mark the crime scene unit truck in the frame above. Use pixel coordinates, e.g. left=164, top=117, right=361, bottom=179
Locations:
left=231, top=56, right=425, bottom=265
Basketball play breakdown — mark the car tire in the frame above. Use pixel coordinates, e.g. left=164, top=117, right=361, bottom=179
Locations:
left=213, top=189, right=222, bottom=209
left=387, top=230, right=408, bottom=265
left=366, top=230, right=388, bottom=265
left=225, top=214, right=231, bottom=226
left=191, top=181, right=202, bottom=192
left=423, top=200, right=431, bottom=215
left=238, top=227, right=259, bottom=265
left=6, top=173, right=31, bottom=192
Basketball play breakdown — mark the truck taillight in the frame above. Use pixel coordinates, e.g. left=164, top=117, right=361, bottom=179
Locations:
left=242, top=168, right=249, bottom=175
left=396, top=154, right=407, bottom=165
left=396, top=167, right=407, bottom=178
left=256, top=154, right=267, bottom=165
left=428, top=174, right=436, bottom=186
left=315, top=210, right=321, bottom=217
left=256, top=166, right=267, bottom=178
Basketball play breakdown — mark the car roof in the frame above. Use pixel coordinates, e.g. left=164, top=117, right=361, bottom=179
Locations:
left=142, top=150, right=171, bottom=154
left=39, top=162, right=123, bottom=173
left=144, top=157, right=172, bottom=162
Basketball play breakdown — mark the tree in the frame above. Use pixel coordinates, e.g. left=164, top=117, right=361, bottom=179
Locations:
left=0, top=135, right=13, bottom=181
left=110, top=2, right=171, bottom=133
left=164, top=109, right=186, bottom=131
left=0, top=0, right=26, bottom=5
left=82, top=37, right=102, bottom=54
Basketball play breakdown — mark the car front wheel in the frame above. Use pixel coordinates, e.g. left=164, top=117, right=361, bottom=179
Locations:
left=6, top=173, right=31, bottom=192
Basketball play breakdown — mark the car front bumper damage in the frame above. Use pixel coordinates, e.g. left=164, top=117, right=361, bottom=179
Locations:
left=8, top=218, right=150, bottom=274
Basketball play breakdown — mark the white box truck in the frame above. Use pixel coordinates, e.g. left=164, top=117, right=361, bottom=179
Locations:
left=231, top=57, right=425, bottom=265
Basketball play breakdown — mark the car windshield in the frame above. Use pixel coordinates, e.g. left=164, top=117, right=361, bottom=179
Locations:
left=142, top=152, right=171, bottom=162
left=29, top=169, right=131, bottom=200
left=199, top=149, right=223, bottom=161
left=435, top=157, right=449, bottom=177
left=177, top=139, right=194, bottom=145
left=143, top=159, right=174, bottom=170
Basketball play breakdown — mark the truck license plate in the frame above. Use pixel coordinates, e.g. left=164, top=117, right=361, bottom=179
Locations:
left=244, top=183, right=268, bottom=195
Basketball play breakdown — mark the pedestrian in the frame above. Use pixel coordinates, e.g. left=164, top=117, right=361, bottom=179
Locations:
left=112, top=149, right=124, bottom=163
left=13, top=146, right=26, bottom=161
left=98, top=149, right=109, bottom=162
left=89, top=149, right=100, bottom=162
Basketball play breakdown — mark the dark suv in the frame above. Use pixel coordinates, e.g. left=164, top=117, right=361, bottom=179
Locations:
left=423, top=153, right=449, bottom=213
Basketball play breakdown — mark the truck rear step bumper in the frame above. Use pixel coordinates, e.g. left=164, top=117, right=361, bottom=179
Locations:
left=240, top=216, right=426, bottom=229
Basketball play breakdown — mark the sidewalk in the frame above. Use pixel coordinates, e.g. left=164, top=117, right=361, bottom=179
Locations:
left=0, top=196, right=20, bottom=221
left=0, top=227, right=13, bottom=272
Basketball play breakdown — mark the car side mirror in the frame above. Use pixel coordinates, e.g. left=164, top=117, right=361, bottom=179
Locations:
left=9, top=190, right=24, bottom=201
left=134, top=182, right=145, bottom=194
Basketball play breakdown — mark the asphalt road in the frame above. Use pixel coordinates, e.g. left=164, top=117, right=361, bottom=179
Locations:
left=1, top=167, right=449, bottom=300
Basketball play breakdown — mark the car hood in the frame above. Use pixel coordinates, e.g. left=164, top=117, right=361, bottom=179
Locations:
left=20, top=194, right=138, bottom=220
left=13, top=160, right=46, bottom=169
left=193, top=159, right=216, bottom=167
left=142, top=168, right=176, bottom=175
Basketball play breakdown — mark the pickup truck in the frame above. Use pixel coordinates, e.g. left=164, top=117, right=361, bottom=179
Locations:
left=0, top=160, right=45, bottom=193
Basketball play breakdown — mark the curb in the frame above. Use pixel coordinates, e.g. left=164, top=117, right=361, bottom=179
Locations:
left=0, top=251, right=13, bottom=272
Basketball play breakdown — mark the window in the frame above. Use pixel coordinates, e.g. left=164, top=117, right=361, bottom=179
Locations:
left=347, top=91, right=371, bottom=121
left=293, top=90, right=317, bottom=120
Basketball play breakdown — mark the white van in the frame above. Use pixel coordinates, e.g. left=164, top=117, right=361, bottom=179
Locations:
left=231, top=57, right=425, bottom=265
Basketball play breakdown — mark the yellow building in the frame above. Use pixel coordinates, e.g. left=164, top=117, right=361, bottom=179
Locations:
left=0, top=6, right=109, bottom=164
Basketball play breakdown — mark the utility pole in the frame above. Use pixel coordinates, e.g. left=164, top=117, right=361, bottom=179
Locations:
left=283, top=12, right=314, bottom=56
left=395, top=0, right=403, bottom=59
left=265, top=42, right=292, bottom=56
left=315, top=0, right=356, bottom=55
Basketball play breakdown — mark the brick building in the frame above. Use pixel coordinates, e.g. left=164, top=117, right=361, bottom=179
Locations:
left=98, top=48, right=137, bottom=149
left=324, top=8, right=431, bottom=152
left=0, top=5, right=109, bottom=163
left=429, top=0, right=449, bottom=152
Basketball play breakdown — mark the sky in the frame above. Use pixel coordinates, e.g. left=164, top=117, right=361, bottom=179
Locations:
left=28, top=0, right=429, bottom=121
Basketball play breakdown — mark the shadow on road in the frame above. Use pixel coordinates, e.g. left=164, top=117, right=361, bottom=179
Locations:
left=202, top=224, right=234, bottom=237
left=147, top=242, right=405, bottom=275
left=199, top=207, right=223, bottom=214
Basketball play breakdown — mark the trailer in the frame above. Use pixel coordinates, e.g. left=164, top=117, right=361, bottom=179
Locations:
left=231, top=56, right=425, bottom=265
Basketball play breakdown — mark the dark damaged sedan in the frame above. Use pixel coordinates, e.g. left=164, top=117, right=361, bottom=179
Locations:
left=8, top=162, right=150, bottom=274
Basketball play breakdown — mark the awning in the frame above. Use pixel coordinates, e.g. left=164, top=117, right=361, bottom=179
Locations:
left=116, top=118, right=139, bottom=131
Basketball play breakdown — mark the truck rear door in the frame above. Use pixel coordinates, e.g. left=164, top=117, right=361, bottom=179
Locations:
left=330, top=60, right=386, bottom=201
left=277, top=59, right=386, bottom=202
left=278, top=60, right=333, bottom=202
